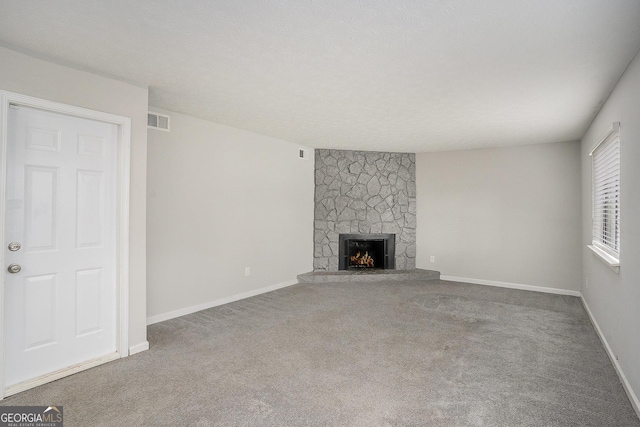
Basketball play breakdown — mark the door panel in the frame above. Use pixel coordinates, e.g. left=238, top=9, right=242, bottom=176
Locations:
left=24, top=166, right=58, bottom=251
left=26, top=126, right=60, bottom=152
left=75, top=268, right=102, bottom=336
left=76, top=170, right=104, bottom=248
left=4, top=105, right=118, bottom=388
left=24, top=274, right=57, bottom=349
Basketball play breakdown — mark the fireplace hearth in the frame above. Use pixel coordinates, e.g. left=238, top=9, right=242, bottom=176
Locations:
left=339, top=234, right=395, bottom=270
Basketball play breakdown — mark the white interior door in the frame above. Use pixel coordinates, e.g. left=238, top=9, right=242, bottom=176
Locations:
left=4, top=104, right=118, bottom=388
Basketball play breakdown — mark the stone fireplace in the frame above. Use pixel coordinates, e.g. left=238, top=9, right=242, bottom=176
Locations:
left=314, top=149, right=416, bottom=271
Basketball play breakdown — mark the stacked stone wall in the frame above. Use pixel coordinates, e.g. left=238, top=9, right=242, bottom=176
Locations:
left=314, top=149, right=416, bottom=271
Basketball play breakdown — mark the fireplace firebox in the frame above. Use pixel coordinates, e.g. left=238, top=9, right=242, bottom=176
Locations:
left=338, top=234, right=395, bottom=270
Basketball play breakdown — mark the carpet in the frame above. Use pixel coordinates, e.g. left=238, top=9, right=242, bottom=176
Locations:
left=1, top=279, right=638, bottom=426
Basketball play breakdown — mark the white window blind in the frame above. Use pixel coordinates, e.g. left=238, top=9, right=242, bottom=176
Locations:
left=590, top=123, right=620, bottom=259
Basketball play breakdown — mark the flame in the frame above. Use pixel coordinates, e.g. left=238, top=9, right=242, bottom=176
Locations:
left=350, top=251, right=374, bottom=267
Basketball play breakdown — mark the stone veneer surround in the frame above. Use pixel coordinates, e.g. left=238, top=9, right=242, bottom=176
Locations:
left=314, top=149, right=416, bottom=271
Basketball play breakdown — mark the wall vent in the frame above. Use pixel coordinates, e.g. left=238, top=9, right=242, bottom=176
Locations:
left=298, top=148, right=309, bottom=159
left=148, top=112, right=170, bottom=132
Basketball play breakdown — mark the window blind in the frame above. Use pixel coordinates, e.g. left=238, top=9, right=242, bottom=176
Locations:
left=591, top=125, right=620, bottom=258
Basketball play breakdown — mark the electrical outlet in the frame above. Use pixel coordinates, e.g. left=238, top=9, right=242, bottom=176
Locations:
left=430, top=256, right=435, bottom=263
left=245, top=267, right=250, bottom=276
left=585, top=276, right=589, bottom=289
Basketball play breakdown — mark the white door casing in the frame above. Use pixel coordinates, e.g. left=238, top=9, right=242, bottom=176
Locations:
left=0, top=91, right=131, bottom=398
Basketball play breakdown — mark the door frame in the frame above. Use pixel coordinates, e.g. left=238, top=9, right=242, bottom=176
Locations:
left=0, top=90, right=131, bottom=398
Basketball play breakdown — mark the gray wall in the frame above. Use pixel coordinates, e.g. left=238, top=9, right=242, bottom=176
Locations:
left=146, top=108, right=314, bottom=321
left=313, top=149, right=416, bottom=271
left=416, top=141, right=582, bottom=291
left=0, top=46, right=149, bottom=350
left=581, top=48, right=640, bottom=410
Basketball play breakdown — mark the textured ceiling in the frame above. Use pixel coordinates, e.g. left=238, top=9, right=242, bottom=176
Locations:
left=1, top=1, right=640, bottom=152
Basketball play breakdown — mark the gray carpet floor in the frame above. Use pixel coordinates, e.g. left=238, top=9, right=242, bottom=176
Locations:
left=1, top=279, right=638, bottom=426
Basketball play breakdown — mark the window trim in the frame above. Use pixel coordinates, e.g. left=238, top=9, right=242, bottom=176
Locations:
left=589, top=122, right=620, bottom=273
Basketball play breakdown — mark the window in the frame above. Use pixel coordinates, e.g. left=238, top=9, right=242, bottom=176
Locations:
left=589, top=122, right=620, bottom=270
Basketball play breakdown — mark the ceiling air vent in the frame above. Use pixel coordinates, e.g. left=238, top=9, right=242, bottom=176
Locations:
left=148, top=112, right=170, bottom=132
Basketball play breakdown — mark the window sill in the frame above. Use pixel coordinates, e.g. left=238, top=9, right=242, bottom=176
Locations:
left=588, top=245, right=620, bottom=273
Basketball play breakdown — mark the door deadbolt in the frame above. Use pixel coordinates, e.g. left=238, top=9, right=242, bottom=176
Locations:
left=8, top=242, right=21, bottom=252
left=7, top=264, right=21, bottom=274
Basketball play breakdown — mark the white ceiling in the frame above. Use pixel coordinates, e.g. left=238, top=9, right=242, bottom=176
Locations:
left=1, top=1, right=639, bottom=152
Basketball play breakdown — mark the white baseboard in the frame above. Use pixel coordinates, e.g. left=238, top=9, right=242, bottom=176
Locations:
left=129, top=341, right=149, bottom=356
left=146, top=279, right=299, bottom=325
left=440, top=275, right=581, bottom=297
left=582, top=298, right=640, bottom=418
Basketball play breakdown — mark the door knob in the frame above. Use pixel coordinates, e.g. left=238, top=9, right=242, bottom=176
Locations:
left=7, top=264, right=21, bottom=274
left=8, top=242, right=21, bottom=251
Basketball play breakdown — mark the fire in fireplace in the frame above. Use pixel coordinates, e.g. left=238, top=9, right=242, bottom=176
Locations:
left=351, top=249, right=374, bottom=267
left=339, top=233, right=395, bottom=270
